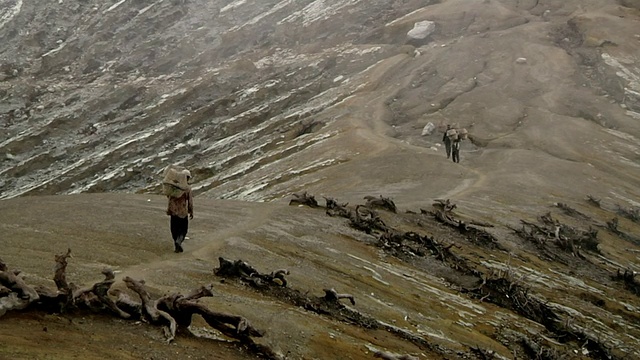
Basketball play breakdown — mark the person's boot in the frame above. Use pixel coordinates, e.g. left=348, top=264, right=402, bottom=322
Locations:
left=174, top=235, right=184, bottom=253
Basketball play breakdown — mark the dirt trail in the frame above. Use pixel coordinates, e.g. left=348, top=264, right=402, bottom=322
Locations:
left=114, top=200, right=281, bottom=286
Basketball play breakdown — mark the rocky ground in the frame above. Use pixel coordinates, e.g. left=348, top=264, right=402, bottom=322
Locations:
left=1, top=0, right=640, bottom=359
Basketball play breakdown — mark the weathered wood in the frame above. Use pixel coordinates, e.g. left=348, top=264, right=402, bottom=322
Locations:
left=432, top=199, right=456, bottom=213
left=0, top=254, right=274, bottom=358
left=73, top=269, right=130, bottom=318
left=289, top=191, right=319, bottom=207
left=324, top=196, right=351, bottom=217
left=111, top=289, right=143, bottom=317
left=323, top=288, right=355, bottom=305
left=123, top=276, right=177, bottom=342
left=52, top=248, right=75, bottom=311
left=0, top=258, right=40, bottom=317
left=373, top=350, right=419, bottom=360
left=155, top=284, right=264, bottom=340
left=54, top=248, right=72, bottom=292
left=364, top=195, right=397, bottom=213
left=350, top=205, right=388, bottom=234
left=0, top=264, right=39, bottom=302
left=215, top=257, right=290, bottom=288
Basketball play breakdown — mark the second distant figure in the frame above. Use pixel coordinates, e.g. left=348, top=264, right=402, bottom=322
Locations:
left=451, top=137, right=461, bottom=163
left=442, top=124, right=453, bottom=159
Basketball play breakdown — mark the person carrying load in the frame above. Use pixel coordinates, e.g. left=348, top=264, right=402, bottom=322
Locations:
left=163, top=164, right=194, bottom=253
left=442, top=124, right=455, bottom=159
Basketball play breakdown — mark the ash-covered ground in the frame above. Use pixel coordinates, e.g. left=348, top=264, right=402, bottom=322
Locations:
left=1, top=1, right=640, bottom=359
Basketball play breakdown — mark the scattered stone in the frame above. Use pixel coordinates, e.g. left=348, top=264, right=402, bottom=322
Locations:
left=407, top=21, right=436, bottom=40
left=421, top=122, right=435, bottom=136
left=515, top=57, right=527, bottom=64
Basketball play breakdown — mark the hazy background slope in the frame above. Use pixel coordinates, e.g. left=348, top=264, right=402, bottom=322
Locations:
left=0, top=0, right=638, bottom=221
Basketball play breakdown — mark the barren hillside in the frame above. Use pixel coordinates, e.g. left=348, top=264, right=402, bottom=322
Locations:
left=1, top=1, right=640, bottom=359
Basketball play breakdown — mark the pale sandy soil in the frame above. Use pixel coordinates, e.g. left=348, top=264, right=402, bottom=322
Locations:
left=2, top=1, right=640, bottom=359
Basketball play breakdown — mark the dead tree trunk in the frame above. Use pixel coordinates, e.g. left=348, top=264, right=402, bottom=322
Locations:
left=73, top=269, right=130, bottom=318
left=0, top=258, right=40, bottom=317
left=123, top=276, right=177, bottom=342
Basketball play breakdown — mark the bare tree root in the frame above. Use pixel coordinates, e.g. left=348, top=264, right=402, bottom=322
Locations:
left=465, top=272, right=616, bottom=360
left=612, top=269, right=640, bottom=296
left=324, top=196, right=351, bottom=217
left=364, top=195, right=397, bottom=213
left=426, top=199, right=503, bottom=250
left=74, top=269, right=130, bottom=319
left=323, top=288, right=355, bottom=305
left=615, top=204, right=640, bottom=223
left=373, top=350, right=419, bottom=360
left=0, top=258, right=40, bottom=317
left=350, top=205, right=389, bottom=235
left=289, top=191, right=319, bottom=207
left=378, top=231, right=474, bottom=274
left=554, top=202, right=591, bottom=220
left=215, top=257, right=290, bottom=288
left=512, top=212, right=600, bottom=263
left=214, top=257, right=446, bottom=357
left=123, top=276, right=178, bottom=342
left=0, top=251, right=274, bottom=359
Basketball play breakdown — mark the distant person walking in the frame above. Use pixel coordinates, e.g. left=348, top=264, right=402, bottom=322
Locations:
left=442, top=124, right=452, bottom=159
left=163, top=165, right=194, bottom=253
left=451, top=137, right=461, bottom=163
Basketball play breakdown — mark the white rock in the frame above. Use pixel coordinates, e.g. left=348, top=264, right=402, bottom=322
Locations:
left=421, top=122, right=436, bottom=136
left=407, top=21, right=436, bottom=40
left=515, top=57, right=527, bottom=64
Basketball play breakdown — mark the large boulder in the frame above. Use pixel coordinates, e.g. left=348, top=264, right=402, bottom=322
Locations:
left=407, top=21, right=436, bottom=40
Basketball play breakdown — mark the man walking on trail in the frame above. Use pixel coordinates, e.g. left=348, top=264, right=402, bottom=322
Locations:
left=442, top=124, right=453, bottom=159
left=166, top=171, right=194, bottom=253
left=451, top=137, right=461, bottom=163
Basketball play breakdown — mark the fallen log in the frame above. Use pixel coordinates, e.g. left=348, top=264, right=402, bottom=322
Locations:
left=0, top=252, right=276, bottom=359
left=213, top=257, right=443, bottom=355
left=289, top=191, right=319, bottom=207
left=0, top=258, right=40, bottom=317
left=215, top=257, right=290, bottom=287
left=350, top=205, right=388, bottom=234
left=364, top=195, right=397, bottom=213
left=612, top=269, right=640, bottom=296
left=0, top=259, right=39, bottom=302
left=123, top=276, right=177, bottom=342
left=373, top=350, right=419, bottom=360
left=73, top=269, right=130, bottom=319
left=324, top=196, right=351, bottom=218
left=323, top=288, right=355, bottom=306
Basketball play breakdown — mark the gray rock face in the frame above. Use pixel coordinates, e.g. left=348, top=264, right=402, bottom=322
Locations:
left=0, top=0, right=636, bottom=207
left=407, top=20, right=436, bottom=40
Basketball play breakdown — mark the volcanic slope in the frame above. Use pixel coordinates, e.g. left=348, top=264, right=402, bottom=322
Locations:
left=1, top=0, right=640, bottom=359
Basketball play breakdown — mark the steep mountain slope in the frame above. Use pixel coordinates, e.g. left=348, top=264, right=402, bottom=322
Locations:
left=0, top=0, right=638, bottom=214
left=1, top=1, right=640, bottom=359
